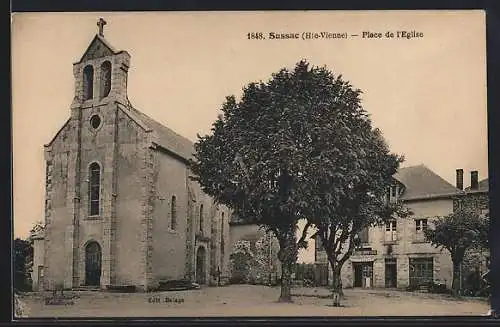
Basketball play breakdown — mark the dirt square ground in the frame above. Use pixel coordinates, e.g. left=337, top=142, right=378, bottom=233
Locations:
left=15, top=285, right=490, bottom=318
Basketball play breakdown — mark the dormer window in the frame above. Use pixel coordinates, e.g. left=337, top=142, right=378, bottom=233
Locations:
left=389, top=184, right=399, bottom=203
left=83, top=65, right=94, bottom=100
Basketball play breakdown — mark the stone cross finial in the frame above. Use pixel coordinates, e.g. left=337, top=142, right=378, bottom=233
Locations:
left=97, top=18, right=107, bottom=37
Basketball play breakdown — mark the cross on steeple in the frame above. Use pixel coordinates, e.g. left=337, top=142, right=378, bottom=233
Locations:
left=97, top=18, right=107, bottom=37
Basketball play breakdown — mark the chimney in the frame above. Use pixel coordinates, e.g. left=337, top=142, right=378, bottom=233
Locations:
left=456, top=169, right=464, bottom=190
left=470, top=171, right=479, bottom=190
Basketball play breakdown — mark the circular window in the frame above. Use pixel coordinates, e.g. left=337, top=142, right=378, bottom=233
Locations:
left=90, top=115, right=102, bottom=129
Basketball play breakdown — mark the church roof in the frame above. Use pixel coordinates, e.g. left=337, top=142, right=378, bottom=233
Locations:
left=122, top=104, right=195, bottom=161
left=393, top=164, right=462, bottom=201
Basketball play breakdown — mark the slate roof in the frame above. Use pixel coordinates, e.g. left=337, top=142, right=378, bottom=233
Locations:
left=464, top=178, right=489, bottom=193
left=125, top=105, right=196, bottom=161
left=393, top=164, right=462, bottom=201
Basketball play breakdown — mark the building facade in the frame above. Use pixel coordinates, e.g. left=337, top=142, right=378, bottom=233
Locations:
left=315, top=164, right=467, bottom=289
left=41, top=25, right=238, bottom=292
left=453, top=170, right=490, bottom=289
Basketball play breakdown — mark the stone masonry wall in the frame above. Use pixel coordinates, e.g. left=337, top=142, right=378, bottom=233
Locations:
left=43, top=118, right=73, bottom=290
left=112, top=108, right=150, bottom=289
left=150, top=150, right=189, bottom=286
left=335, top=198, right=455, bottom=289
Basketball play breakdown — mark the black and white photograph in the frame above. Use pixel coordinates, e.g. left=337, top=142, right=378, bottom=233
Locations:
left=11, top=10, right=491, bottom=318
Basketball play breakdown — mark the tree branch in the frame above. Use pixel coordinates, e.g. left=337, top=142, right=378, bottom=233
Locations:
left=335, top=223, right=350, bottom=254
left=297, top=221, right=312, bottom=248
left=327, top=224, right=337, bottom=251
left=338, top=234, right=357, bottom=267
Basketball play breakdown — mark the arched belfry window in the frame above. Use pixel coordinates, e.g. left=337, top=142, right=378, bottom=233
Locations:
left=83, top=65, right=94, bottom=100
left=171, top=195, right=177, bottom=230
left=100, top=61, right=112, bottom=99
left=89, top=162, right=101, bottom=216
left=199, top=204, right=204, bottom=232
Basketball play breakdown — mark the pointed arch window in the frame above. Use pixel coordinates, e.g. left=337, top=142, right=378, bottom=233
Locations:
left=199, top=204, right=204, bottom=233
left=89, top=162, right=101, bottom=216
left=100, top=61, right=112, bottom=99
left=83, top=65, right=94, bottom=100
left=171, top=195, right=177, bottom=230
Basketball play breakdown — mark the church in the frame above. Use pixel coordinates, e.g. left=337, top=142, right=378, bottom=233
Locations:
left=40, top=19, right=281, bottom=292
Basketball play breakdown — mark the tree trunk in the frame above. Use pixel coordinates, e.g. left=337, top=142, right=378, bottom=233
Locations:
left=339, top=277, right=345, bottom=299
left=452, top=259, right=461, bottom=297
left=331, top=265, right=343, bottom=306
left=277, top=233, right=297, bottom=303
left=279, top=260, right=293, bottom=302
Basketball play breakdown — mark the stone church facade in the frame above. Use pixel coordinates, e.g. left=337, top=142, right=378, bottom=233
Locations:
left=42, top=25, right=242, bottom=292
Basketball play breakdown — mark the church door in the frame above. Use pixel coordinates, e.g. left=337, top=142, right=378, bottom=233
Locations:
left=196, top=247, right=206, bottom=285
left=85, top=241, right=102, bottom=286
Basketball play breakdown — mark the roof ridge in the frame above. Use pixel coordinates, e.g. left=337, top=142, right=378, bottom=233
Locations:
left=116, top=103, right=153, bottom=132
left=129, top=107, right=195, bottom=145
left=399, top=163, right=425, bottom=170
left=124, top=104, right=195, bottom=161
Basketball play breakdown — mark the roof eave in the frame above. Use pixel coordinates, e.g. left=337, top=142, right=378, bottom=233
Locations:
left=151, top=142, right=193, bottom=165
left=401, top=192, right=461, bottom=202
left=461, top=189, right=489, bottom=195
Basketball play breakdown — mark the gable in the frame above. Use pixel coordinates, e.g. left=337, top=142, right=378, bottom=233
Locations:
left=78, top=35, right=117, bottom=63
left=44, top=118, right=72, bottom=149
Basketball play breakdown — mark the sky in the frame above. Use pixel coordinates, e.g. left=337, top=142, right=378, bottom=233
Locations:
left=11, top=11, right=488, bottom=262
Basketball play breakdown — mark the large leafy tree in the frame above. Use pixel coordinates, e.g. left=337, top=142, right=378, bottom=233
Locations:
left=191, top=60, right=403, bottom=302
left=303, top=111, right=409, bottom=306
left=424, top=209, right=488, bottom=296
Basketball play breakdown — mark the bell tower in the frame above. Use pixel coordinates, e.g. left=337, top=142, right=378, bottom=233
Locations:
left=71, top=18, right=131, bottom=112
left=62, top=19, right=132, bottom=289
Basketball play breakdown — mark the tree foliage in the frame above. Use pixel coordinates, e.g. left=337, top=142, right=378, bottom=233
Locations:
left=14, top=238, right=33, bottom=292
left=307, top=127, right=407, bottom=257
left=301, top=99, right=409, bottom=305
left=424, top=209, right=488, bottom=294
left=190, top=60, right=403, bottom=302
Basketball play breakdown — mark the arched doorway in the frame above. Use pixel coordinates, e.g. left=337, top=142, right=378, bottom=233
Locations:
left=85, top=241, right=102, bottom=286
left=196, top=247, right=206, bottom=285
